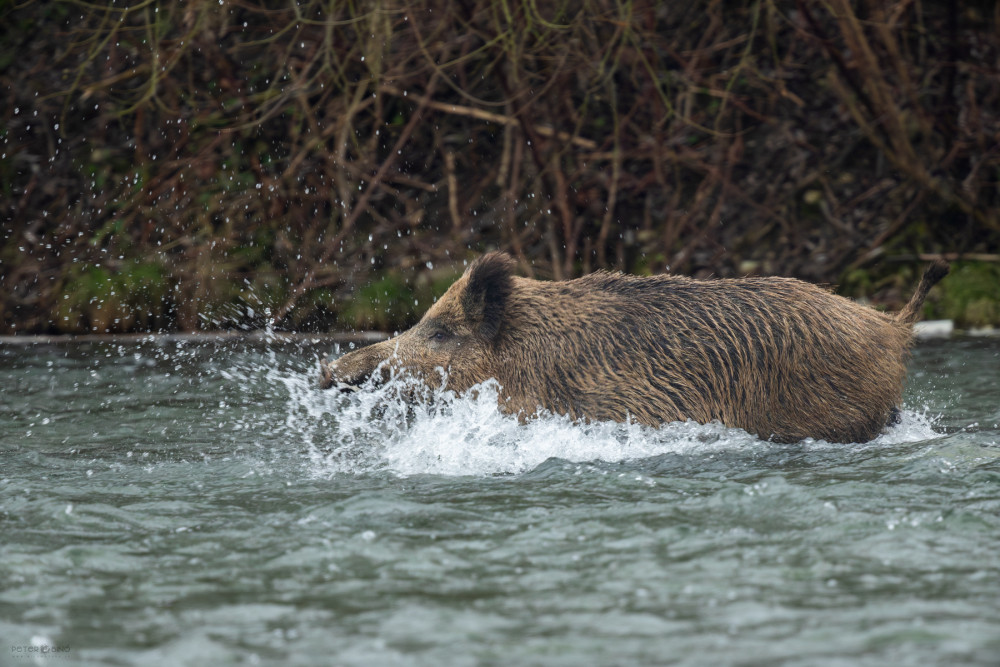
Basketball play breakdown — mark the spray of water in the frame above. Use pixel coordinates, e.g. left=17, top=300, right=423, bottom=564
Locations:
left=266, top=358, right=941, bottom=478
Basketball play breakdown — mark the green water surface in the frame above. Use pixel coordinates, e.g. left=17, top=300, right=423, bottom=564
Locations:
left=1, top=338, right=998, bottom=666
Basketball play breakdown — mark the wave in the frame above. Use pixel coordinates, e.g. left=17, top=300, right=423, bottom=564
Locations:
left=272, top=366, right=941, bottom=478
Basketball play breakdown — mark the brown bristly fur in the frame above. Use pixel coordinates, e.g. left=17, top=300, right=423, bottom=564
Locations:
left=321, top=253, right=949, bottom=443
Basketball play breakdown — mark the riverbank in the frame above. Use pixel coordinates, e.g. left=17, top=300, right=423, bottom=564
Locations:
left=0, top=331, right=390, bottom=347
left=3, top=1, right=997, bottom=336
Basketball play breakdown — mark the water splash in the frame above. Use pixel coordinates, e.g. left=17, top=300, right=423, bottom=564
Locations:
left=869, top=407, right=940, bottom=445
left=267, top=363, right=942, bottom=478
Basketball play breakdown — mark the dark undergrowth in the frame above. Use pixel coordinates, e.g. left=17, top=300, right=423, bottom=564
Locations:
left=1, top=0, right=998, bottom=334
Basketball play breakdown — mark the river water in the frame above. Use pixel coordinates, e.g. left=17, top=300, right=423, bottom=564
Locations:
left=1, top=336, right=998, bottom=666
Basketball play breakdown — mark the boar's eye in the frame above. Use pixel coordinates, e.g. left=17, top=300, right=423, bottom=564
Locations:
left=429, top=330, right=452, bottom=343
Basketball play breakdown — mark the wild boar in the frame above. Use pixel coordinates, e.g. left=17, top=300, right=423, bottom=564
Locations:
left=321, top=253, right=949, bottom=443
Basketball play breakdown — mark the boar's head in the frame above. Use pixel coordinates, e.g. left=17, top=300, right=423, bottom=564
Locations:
left=321, top=253, right=515, bottom=394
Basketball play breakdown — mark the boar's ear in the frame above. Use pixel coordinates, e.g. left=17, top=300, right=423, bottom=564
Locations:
left=461, top=252, right=515, bottom=340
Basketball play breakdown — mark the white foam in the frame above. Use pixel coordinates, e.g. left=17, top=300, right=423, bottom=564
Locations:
left=263, top=367, right=942, bottom=477
left=365, top=379, right=764, bottom=477
left=871, top=407, right=941, bottom=445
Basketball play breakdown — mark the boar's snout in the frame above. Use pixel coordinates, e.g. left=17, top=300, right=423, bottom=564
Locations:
left=319, top=343, right=389, bottom=391
left=318, top=358, right=339, bottom=390
left=319, top=358, right=362, bottom=392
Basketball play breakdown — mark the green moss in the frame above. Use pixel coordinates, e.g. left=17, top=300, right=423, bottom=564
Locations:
left=928, top=262, right=1000, bottom=328
left=56, top=260, right=170, bottom=333
left=339, top=273, right=415, bottom=331
left=336, top=266, right=461, bottom=331
left=838, top=267, right=875, bottom=300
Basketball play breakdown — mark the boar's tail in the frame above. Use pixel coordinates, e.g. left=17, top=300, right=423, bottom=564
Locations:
left=896, top=260, right=950, bottom=325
